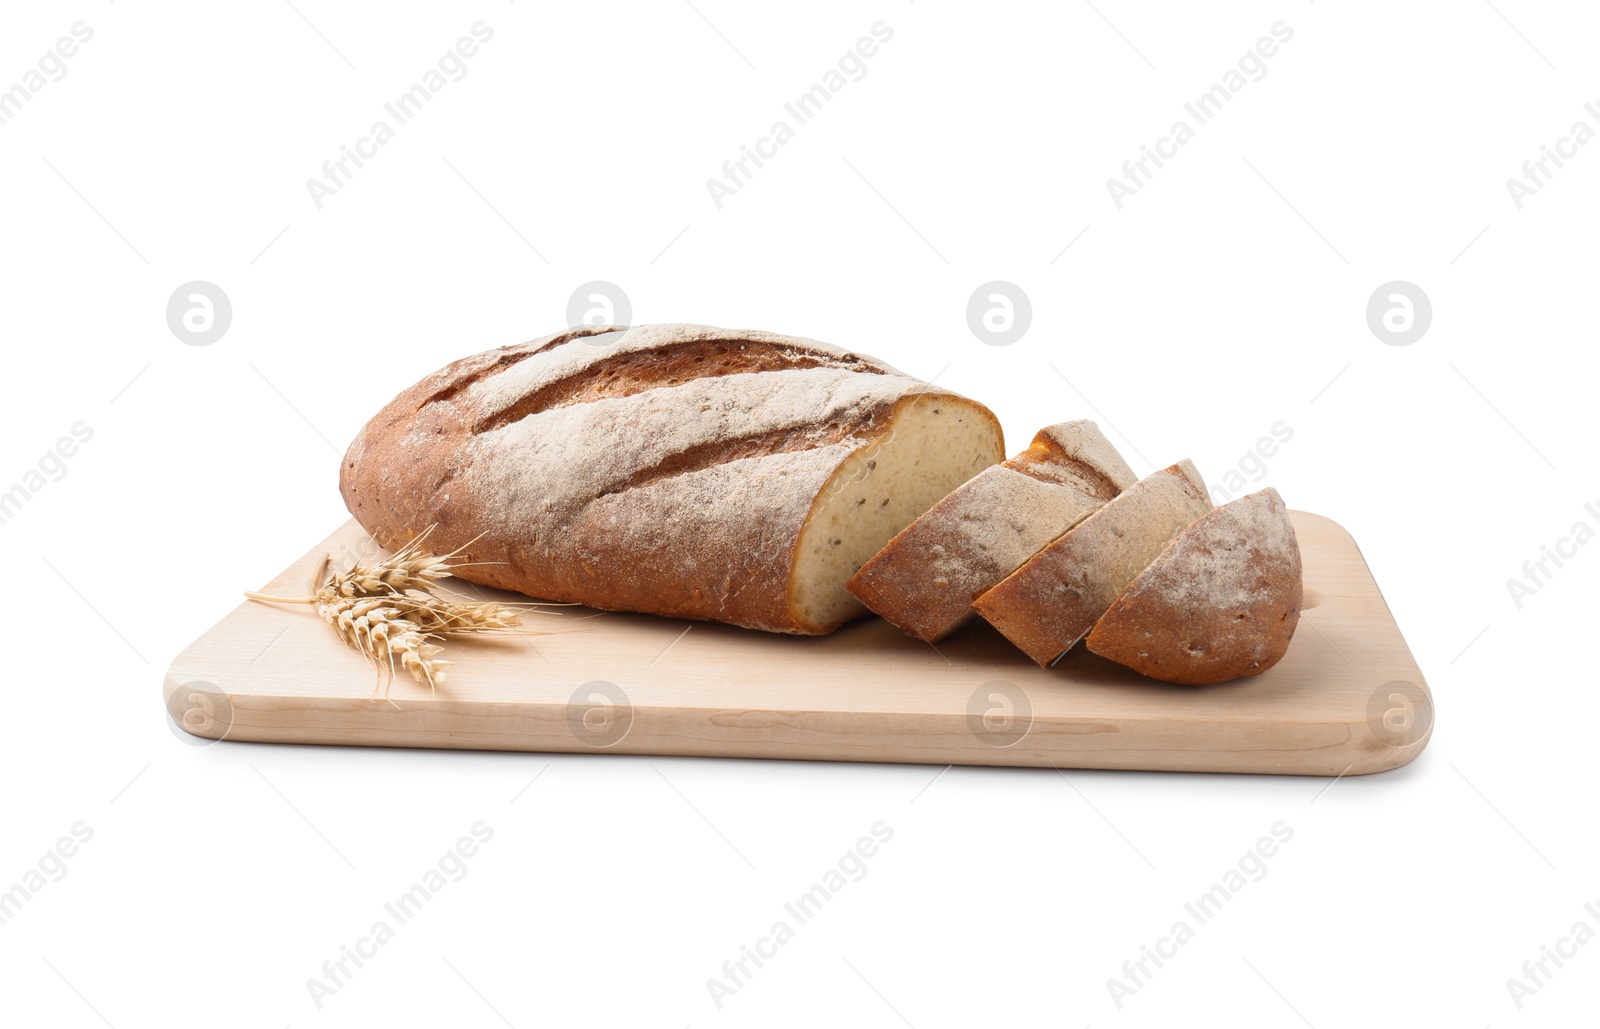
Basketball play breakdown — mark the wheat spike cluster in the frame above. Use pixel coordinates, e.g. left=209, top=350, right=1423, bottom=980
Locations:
left=246, top=528, right=534, bottom=692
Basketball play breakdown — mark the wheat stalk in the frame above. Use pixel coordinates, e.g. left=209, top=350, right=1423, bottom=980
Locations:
left=246, top=528, right=543, bottom=694
left=396, top=589, right=522, bottom=633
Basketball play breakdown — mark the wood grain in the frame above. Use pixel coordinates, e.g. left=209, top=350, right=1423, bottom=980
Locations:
left=163, top=512, right=1433, bottom=775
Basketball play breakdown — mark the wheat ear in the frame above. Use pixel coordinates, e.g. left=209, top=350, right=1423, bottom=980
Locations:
left=246, top=529, right=535, bottom=692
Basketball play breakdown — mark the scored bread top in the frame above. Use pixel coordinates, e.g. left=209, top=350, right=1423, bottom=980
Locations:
left=972, top=459, right=1213, bottom=666
left=845, top=420, right=1136, bottom=642
left=340, top=324, right=998, bottom=633
left=1008, top=421, right=1136, bottom=494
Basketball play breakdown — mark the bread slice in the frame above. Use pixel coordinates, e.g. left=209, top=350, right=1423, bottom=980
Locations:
left=340, top=324, right=1004, bottom=635
left=1086, top=488, right=1302, bottom=685
left=845, top=420, right=1136, bottom=642
left=972, top=460, right=1212, bottom=665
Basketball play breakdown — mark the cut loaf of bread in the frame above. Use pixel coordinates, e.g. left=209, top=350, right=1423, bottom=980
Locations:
left=845, top=420, right=1136, bottom=642
left=340, top=324, right=1004, bottom=635
left=972, top=459, right=1213, bottom=666
left=1086, top=488, right=1302, bottom=685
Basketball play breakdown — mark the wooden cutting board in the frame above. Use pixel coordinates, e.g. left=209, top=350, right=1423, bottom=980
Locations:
left=163, top=512, right=1433, bottom=775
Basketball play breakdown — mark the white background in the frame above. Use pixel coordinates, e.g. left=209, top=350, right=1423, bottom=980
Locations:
left=2, top=1, right=1596, bottom=1026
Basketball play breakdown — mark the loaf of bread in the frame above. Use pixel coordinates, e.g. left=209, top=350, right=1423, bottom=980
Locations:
left=1086, top=488, right=1302, bottom=685
left=972, top=460, right=1213, bottom=666
left=844, top=420, right=1135, bottom=642
left=340, top=324, right=1004, bottom=634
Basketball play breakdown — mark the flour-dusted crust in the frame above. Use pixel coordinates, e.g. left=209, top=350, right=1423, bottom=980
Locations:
left=340, top=324, right=1003, bottom=634
left=1086, top=488, right=1302, bottom=685
left=845, top=420, right=1136, bottom=642
left=972, top=460, right=1213, bottom=666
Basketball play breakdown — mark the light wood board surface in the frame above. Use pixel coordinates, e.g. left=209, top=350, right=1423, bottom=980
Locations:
left=163, top=512, right=1433, bottom=775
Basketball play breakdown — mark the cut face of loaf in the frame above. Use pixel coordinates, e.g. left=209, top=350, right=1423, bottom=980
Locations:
left=340, top=324, right=1004, bottom=634
left=845, top=420, right=1137, bottom=642
left=1086, top=488, right=1303, bottom=685
left=973, top=459, right=1213, bottom=666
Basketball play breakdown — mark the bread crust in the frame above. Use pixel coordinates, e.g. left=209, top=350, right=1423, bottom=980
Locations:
left=972, top=460, right=1212, bottom=665
left=845, top=420, right=1135, bottom=642
left=339, top=324, right=1001, bottom=634
left=1085, top=488, right=1302, bottom=685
